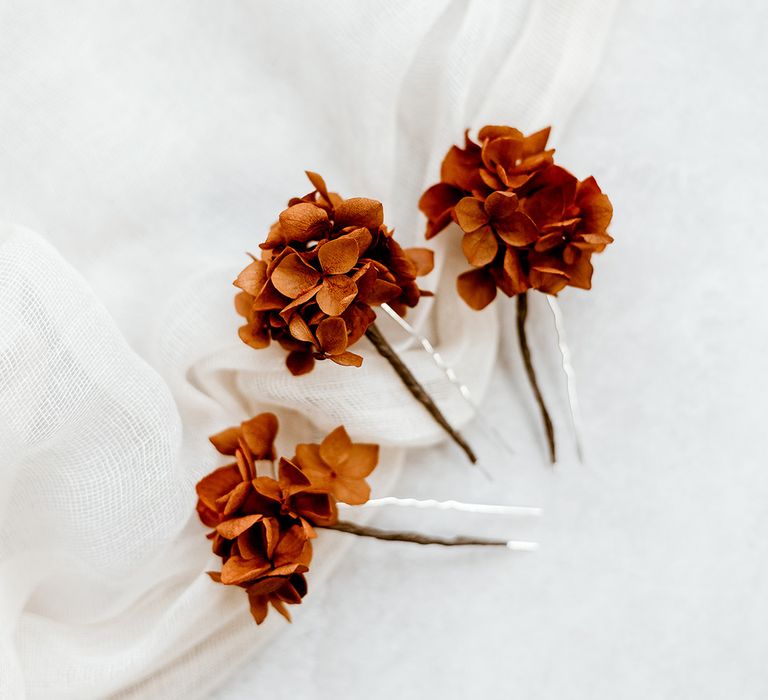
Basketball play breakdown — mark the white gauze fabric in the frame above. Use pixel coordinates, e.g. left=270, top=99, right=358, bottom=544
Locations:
left=0, top=1, right=615, bottom=698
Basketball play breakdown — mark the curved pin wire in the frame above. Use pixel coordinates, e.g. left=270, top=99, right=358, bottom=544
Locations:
left=338, top=496, right=541, bottom=517
left=546, top=296, right=584, bottom=462
left=380, top=303, right=517, bottom=465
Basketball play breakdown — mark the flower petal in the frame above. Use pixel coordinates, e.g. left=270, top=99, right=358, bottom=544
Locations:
left=333, top=476, right=370, bottom=506
left=234, top=260, right=267, bottom=296
left=288, top=313, right=315, bottom=343
left=328, top=351, right=363, bottom=368
left=494, top=247, right=530, bottom=297
left=334, top=198, right=383, bottom=229
left=319, top=425, right=352, bottom=468
left=220, top=555, right=271, bottom=585
left=196, top=464, right=242, bottom=511
left=521, top=126, right=551, bottom=156
left=238, top=323, right=270, bottom=349
left=241, top=413, right=278, bottom=459
left=278, top=457, right=312, bottom=492
left=271, top=253, right=322, bottom=299
left=318, top=236, right=359, bottom=275
left=216, top=513, right=262, bottom=540
left=462, top=227, right=499, bottom=267
left=336, top=443, right=379, bottom=478
left=456, top=267, right=497, bottom=310
left=316, top=276, right=358, bottom=316
left=305, top=170, right=330, bottom=203
left=418, top=182, right=463, bottom=221
left=495, top=212, right=540, bottom=247
left=208, top=427, right=240, bottom=456
left=404, top=248, right=434, bottom=277
left=316, top=316, right=348, bottom=355
left=454, top=197, right=488, bottom=232
left=278, top=202, right=330, bottom=242
left=286, top=348, right=315, bottom=376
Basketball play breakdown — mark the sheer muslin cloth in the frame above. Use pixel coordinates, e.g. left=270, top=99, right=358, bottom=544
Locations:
left=0, top=2, right=614, bottom=697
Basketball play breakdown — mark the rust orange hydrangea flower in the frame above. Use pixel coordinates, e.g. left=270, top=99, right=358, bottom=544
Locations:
left=197, top=413, right=380, bottom=625
left=233, top=171, right=477, bottom=465
left=235, top=171, right=434, bottom=375
left=419, top=126, right=613, bottom=309
left=420, top=126, right=614, bottom=464
left=197, top=413, right=341, bottom=624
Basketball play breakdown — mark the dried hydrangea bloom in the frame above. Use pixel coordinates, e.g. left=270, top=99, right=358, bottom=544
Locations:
left=419, top=126, right=613, bottom=309
left=196, top=414, right=375, bottom=625
left=293, top=425, right=379, bottom=505
left=235, top=172, right=434, bottom=375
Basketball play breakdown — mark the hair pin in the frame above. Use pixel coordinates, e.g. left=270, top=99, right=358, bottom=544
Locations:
left=233, top=172, right=478, bottom=465
left=196, top=413, right=538, bottom=625
left=419, top=125, right=613, bottom=463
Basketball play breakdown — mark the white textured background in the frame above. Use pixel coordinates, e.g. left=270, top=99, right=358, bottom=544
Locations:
left=0, top=1, right=765, bottom=698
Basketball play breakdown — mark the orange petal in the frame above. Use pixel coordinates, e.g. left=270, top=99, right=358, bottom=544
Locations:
left=305, top=170, right=330, bottom=203
left=521, top=126, right=551, bottom=157
left=333, top=476, right=371, bottom=506
left=485, top=190, right=519, bottom=219
left=404, top=248, right=434, bottom=277
left=288, top=314, right=315, bottom=343
left=336, top=443, right=379, bottom=478
left=454, top=197, right=488, bottom=232
left=346, top=227, right=373, bottom=256
left=359, top=278, right=401, bottom=306
left=271, top=253, right=322, bottom=299
left=334, top=198, right=384, bottom=230
left=462, top=227, right=499, bottom=266
left=456, top=268, right=497, bottom=310
left=279, top=284, right=322, bottom=319
left=196, top=464, right=242, bottom=511
left=278, top=202, right=330, bottom=242
left=216, top=513, right=262, bottom=540
left=234, top=260, right=267, bottom=296
left=208, top=427, right=241, bottom=456
left=478, top=125, right=524, bottom=141
left=495, top=212, right=540, bottom=247
left=481, top=136, right=523, bottom=173
left=261, top=517, right=281, bottom=560
left=220, top=555, right=271, bottom=585
left=278, top=457, right=312, bottom=492
left=440, top=141, right=484, bottom=192
left=286, top=349, right=315, bottom=375
left=316, top=276, right=357, bottom=316
left=238, top=323, right=270, bottom=349
left=328, top=351, right=363, bottom=367
left=418, top=182, right=463, bottom=220
left=319, top=426, right=351, bottom=468
left=221, top=480, right=250, bottom=516
left=291, top=492, right=338, bottom=526
left=251, top=476, right=283, bottom=503
left=316, top=316, right=348, bottom=355
left=241, top=413, right=279, bottom=459
left=495, top=247, right=530, bottom=297
left=318, top=236, right=359, bottom=275
left=247, top=592, right=270, bottom=625
left=273, top=525, right=309, bottom=568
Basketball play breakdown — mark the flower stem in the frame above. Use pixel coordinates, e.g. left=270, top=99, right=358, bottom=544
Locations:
left=516, top=293, right=556, bottom=463
left=322, top=520, right=507, bottom=547
left=365, top=323, right=477, bottom=464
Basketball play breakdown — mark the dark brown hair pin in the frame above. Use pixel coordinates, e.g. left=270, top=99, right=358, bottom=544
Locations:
left=419, top=126, right=613, bottom=462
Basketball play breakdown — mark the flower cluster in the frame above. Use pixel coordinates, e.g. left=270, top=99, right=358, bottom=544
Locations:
left=235, top=172, right=434, bottom=375
left=419, top=126, right=613, bottom=309
left=196, top=413, right=379, bottom=624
